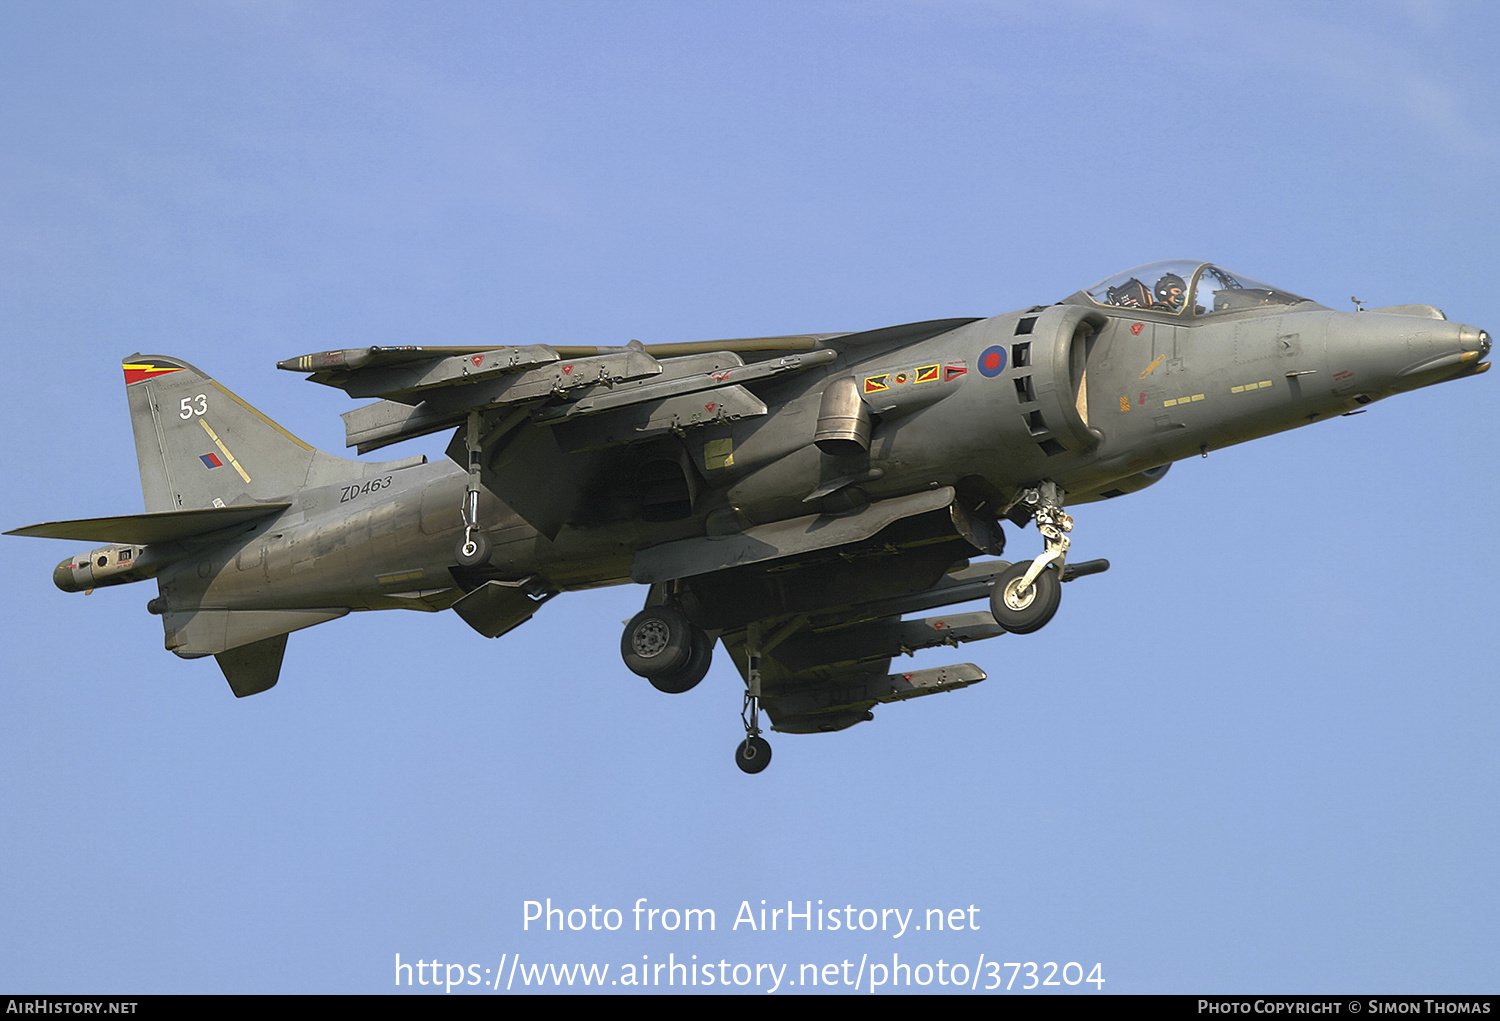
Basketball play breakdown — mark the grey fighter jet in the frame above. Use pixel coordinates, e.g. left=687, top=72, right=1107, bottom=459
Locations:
left=10, top=261, right=1490, bottom=773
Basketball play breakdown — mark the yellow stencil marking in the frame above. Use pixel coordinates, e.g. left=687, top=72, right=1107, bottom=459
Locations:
left=1163, top=393, right=1205, bottom=408
left=1231, top=380, right=1274, bottom=394
left=199, top=418, right=252, bottom=483
left=704, top=437, right=735, bottom=470
left=1119, top=395, right=1131, bottom=412
left=1138, top=355, right=1165, bottom=380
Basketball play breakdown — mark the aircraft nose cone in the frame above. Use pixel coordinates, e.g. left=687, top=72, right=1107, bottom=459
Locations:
left=1452, top=324, right=1491, bottom=369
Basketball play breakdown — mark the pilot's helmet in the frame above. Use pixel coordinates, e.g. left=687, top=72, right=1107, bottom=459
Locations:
left=1154, top=273, right=1187, bottom=311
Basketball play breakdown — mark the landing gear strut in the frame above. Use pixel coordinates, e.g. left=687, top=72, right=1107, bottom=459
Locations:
left=455, top=412, right=491, bottom=568
left=991, top=481, right=1071, bottom=634
left=735, top=623, right=772, bottom=774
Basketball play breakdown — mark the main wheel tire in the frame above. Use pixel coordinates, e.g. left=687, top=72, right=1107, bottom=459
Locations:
left=990, top=559, right=1062, bottom=634
left=649, top=628, right=712, bottom=694
left=735, top=736, right=772, bottom=774
left=455, top=532, right=491, bottom=568
left=621, top=606, right=694, bottom=678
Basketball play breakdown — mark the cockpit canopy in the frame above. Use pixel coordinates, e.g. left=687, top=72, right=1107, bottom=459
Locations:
left=1078, top=260, right=1311, bottom=317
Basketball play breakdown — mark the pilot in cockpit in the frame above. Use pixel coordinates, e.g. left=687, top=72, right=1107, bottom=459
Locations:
left=1153, top=273, right=1187, bottom=313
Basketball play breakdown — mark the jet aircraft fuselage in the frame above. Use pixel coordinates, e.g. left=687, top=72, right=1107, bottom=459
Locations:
left=15, top=260, right=1489, bottom=772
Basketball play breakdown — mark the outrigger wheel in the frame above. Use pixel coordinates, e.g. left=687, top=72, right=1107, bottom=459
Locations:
left=735, top=736, right=772, bottom=774
left=455, top=531, right=491, bottom=569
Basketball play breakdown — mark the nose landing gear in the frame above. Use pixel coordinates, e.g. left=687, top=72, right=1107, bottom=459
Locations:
left=991, top=482, right=1071, bottom=634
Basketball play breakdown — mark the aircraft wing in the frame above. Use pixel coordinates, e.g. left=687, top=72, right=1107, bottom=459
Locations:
left=278, top=337, right=840, bottom=453
left=278, top=321, right=977, bottom=454
left=278, top=321, right=978, bottom=539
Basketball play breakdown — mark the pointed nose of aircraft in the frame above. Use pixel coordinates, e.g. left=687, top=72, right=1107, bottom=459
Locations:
left=1325, top=309, right=1490, bottom=400
left=1398, top=321, right=1491, bottom=380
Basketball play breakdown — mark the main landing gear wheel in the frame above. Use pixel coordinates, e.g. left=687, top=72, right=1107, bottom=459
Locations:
left=649, top=627, right=713, bottom=694
left=735, top=736, right=772, bottom=774
left=990, top=559, right=1062, bottom=634
left=621, top=606, right=696, bottom=679
left=455, top=531, right=491, bottom=568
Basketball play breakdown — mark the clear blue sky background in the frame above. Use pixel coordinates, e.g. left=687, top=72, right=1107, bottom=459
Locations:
left=2, top=0, right=1496, bottom=995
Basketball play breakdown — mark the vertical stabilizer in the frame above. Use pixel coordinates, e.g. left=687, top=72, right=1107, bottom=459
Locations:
left=123, top=355, right=374, bottom=511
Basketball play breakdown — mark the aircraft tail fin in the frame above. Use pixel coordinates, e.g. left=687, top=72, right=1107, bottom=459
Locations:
left=123, top=355, right=380, bottom=512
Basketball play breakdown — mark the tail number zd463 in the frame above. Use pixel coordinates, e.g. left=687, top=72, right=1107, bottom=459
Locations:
left=340, top=477, right=393, bottom=503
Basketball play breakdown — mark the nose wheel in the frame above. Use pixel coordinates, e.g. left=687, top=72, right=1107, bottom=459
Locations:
left=992, top=481, right=1072, bottom=634
left=990, top=558, right=1062, bottom=633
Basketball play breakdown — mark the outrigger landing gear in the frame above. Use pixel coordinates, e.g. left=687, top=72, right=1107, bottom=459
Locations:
left=735, top=623, right=772, bottom=774
left=454, top=412, right=491, bottom=568
left=991, top=481, right=1071, bottom=634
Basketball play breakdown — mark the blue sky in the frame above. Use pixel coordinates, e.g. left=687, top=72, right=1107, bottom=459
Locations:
left=2, top=0, right=1496, bottom=994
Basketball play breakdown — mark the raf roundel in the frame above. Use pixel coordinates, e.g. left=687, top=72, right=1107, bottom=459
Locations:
left=977, top=345, right=1008, bottom=377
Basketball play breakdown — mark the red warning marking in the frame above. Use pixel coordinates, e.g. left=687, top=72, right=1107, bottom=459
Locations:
left=1334, top=369, right=1354, bottom=381
left=705, top=403, right=717, bottom=413
left=711, top=370, right=730, bottom=381
left=1139, top=392, right=1146, bottom=405
left=933, top=620, right=948, bottom=630
left=1130, top=322, right=1144, bottom=335
left=944, top=362, right=967, bottom=381
left=903, top=673, right=913, bottom=682
left=471, top=355, right=483, bottom=367
left=122, top=362, right=185, bottom=386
